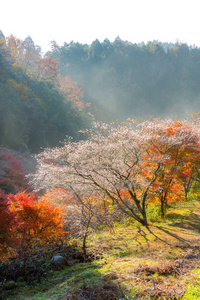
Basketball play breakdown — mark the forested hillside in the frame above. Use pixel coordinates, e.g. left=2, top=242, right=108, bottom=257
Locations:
left=47, top=37, right=200, bottom=121
left=0, top=32, right=90, bottom=153
left=2, top=32, right=200, bottom=152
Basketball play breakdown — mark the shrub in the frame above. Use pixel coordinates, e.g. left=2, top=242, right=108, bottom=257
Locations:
left=0, top=150, right=30, bottom=194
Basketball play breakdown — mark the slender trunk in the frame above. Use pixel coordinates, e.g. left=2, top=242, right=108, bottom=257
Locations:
left=161, top=200, right=165, bottom=218
left=82, top=214, right=93, bottom=262
left=82, top=231, right=88, bottom=262
left=141, top=162, right=161, bottom=226
left=142, top=206, right=148, bottom=226
left=184, top=177, right=193, bottom=201
left=160, top=184, right=170, bottom=218
left=160, top=192, right=166, bottom=218
left=184, top=188, right=188, bottom=201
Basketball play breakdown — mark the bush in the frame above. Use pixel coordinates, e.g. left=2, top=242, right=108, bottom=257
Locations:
left=0, top=190, right=18, bottom=261
left=146, top=203, right=162, bottom=222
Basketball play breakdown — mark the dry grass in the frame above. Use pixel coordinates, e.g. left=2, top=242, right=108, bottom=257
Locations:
left=60, top=282, right=123, bottom=300
left=87, top=200, right=200, bottom=299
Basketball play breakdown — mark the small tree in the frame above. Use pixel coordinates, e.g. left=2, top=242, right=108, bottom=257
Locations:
left=144, top=120, right=200, bottom=216
left=64, top=192, right=121, bottom=261
left=8, top=192, right=66, bottom=272
left=44, top=188, right=120, bottom=260
left=9, top=192, right=66, bottom=245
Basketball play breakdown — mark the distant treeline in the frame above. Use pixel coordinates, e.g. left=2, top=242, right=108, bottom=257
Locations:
left=47, top=37, right=200, bottom=121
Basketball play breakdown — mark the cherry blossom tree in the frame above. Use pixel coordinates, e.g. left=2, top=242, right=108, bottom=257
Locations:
left=32, top=119, right=200, bottom=226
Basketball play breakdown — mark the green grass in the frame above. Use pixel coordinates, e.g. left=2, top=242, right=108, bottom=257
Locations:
left=183, top=269, right=200, bottom=300
left=5, top=263, right=104, bottom=300
left=4, top=199, right=200, bottom=299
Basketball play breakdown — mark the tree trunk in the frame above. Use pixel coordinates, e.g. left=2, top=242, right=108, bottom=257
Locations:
left=141, top=211, right=148, bottom=226
left=161, top=200, right=165, bottom=218
left=82, top=231, right=88, bottom=262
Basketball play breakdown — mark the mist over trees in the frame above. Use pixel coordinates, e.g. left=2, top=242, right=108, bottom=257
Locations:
left=47, top=37, right=200, bottom=122
left=2, top=32, right=200, bottom=152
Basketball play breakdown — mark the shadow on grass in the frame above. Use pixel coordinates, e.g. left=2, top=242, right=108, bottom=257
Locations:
left=145, top=226, right=172, bottom=246
left=166, top=211, right=200, bottom=233
left=147, top=209, right=200, bottom=248
left=154, top=225, right=191, bottom=247
left=4, top=262, right=129, bottom=300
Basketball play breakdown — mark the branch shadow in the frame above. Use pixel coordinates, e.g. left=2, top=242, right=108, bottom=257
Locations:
left=154, top=225, right=191, bottom=247
left=166, top=211, right=200, bottom=233
left=145, top=226, right=172, bottom=246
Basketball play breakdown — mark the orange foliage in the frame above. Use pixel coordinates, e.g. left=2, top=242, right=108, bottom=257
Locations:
left=144, top=121, right=200, bottom=212
left=0, top=190, right=18, bottom=260
left=56, top=75, right=90, bottom=110
left=151, top=177, right=185, bottom=205
left=6, top=35, right=24, bottom=61
left=6, top=35, right=40, bottom=76
left=121, top=121, right=200, bottom=215
left=8, top=192, right=65, bottom=248
left=41, top=188, right=74, bottom=206
left=4, top=35, right=90, bottom=110
left=35, top=57, right=58, bottom=81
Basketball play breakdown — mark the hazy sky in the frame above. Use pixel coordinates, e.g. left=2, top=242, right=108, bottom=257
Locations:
left=1, top=0, right=200, bottom=53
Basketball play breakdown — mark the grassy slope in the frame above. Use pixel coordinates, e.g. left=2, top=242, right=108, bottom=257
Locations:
left=5, top=200, right=200, bottom=300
